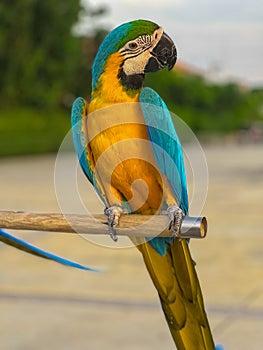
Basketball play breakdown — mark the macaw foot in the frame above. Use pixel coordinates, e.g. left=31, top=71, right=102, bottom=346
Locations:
left=104, top=204, right=127, bottom=242
left=165, top=204, right=184, bottom=237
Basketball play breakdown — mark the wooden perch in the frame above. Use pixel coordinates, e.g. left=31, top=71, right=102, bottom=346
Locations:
left=0, top=210, right=207, bottom=239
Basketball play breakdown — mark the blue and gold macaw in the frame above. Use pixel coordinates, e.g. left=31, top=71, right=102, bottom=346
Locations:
left=0, top=228, right=96, bottom=271
left=71, top=20, right=216, bottom=349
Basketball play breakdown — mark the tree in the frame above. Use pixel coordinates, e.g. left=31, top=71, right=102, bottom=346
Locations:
left=0, top=0, right=107, bottom=108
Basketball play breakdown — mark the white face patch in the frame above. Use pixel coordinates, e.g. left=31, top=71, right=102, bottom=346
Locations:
left=119, top=28, right=164, bottom=76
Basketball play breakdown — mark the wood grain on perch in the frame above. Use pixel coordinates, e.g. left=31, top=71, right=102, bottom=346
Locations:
left=0, top=210, right=207, bottom=239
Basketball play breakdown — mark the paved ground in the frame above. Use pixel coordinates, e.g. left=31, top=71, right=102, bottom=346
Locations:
left=0, top=143, right=262, bottom=349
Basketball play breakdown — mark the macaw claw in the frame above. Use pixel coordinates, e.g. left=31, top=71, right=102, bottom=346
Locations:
left=165, top=204, right=184, bottom=237
left=104, top=204, right=127, bottom=242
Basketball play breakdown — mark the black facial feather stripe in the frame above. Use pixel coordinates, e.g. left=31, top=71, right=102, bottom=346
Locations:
left=118, top=69, right=144, bottom=90
left=120, top=44, right=152, bottom=57
left=119, top=34, right=153, bottom=55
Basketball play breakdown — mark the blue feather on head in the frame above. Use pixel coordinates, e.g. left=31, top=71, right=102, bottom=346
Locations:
left=92, top=19, right=159, bottom=91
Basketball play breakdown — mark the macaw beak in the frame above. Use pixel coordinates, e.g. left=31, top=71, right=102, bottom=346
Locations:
left=145, top=32, right=177, bottom=73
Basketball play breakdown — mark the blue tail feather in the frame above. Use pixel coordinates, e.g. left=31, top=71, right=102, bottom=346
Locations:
left=0, top=229, right=99, bottom=272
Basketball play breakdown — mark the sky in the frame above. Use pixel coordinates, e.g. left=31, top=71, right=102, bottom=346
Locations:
left=80, top=0, right=263, bottom=87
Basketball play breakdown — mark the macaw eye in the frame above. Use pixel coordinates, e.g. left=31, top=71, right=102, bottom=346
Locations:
left=128, top=42, right=138, bottom=49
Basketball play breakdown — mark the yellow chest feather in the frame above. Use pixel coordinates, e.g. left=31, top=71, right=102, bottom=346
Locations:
left=89, top=53, right=140, bottom=112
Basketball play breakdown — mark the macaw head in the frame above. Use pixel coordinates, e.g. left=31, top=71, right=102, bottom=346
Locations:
left=92, top=19, right=177, bottom=91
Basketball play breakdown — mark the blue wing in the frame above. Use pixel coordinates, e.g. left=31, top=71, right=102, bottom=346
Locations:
left=71, top=97, right=107, bottom=206
left=0, top=228, right=99, bottom=272
left=140, top=87, right=188, bottom=256
left=71, top=97, right=95, bottom=184
left=140, top=87, right=188, bottom=214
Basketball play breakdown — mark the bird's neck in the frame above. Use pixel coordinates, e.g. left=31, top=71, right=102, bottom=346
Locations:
left=89, top=53, right=143, bottom=113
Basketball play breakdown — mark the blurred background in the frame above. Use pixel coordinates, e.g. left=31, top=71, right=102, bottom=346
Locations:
left=0, top=1, right=262, bottom=349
